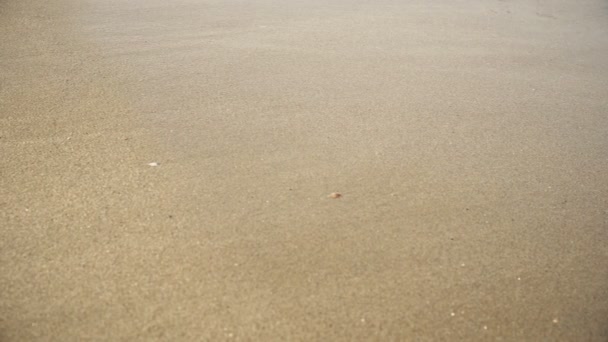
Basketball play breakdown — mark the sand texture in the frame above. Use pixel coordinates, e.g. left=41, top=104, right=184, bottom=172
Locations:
left=1, top=0, right=608, bottom=340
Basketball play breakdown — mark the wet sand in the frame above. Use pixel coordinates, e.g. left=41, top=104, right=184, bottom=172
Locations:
left=2, top=0, right=608, bottom=340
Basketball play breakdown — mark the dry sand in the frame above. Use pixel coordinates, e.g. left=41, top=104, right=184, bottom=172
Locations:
left=2, top=0, right=608, bottom=340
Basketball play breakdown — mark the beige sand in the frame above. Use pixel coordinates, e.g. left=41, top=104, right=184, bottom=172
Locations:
left=2, top=0, right=608, bottom=340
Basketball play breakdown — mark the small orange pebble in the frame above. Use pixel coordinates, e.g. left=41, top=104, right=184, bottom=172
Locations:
left=328, top=192, right=342, bottom=199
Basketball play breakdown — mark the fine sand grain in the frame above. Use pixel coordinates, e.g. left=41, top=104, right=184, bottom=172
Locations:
left=2, top=0, right=608, bottom=340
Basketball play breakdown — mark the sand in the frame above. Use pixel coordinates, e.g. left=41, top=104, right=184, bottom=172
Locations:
left=1, top=0, right=608, bottom=340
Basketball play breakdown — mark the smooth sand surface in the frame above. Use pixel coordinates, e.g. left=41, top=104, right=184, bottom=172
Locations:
left=2, top=0, right=608, bottom=340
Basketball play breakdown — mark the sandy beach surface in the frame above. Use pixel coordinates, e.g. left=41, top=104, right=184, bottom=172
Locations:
left=2, top=0, right=608, bottom=340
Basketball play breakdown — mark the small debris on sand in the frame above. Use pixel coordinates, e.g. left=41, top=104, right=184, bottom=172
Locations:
left=328, top=192, right=342, bottom=199
left=148, top=162, right=159, bottom=167
left=553, top=318, right=559, bottom=324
